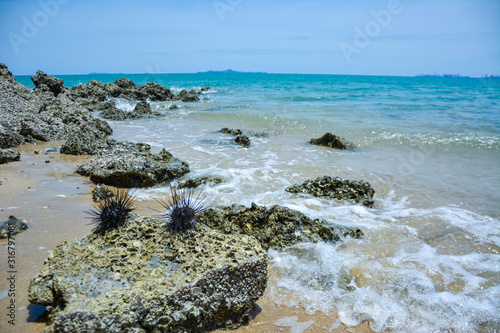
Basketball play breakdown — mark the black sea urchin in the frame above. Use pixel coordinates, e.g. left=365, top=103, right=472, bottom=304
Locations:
left=155, top=186, right=211, bottom=233
left=85, top=189, right=135, bottom=233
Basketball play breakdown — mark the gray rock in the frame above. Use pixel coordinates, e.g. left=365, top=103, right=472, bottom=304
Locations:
left=76, top=148, right=190, bottom=187
left=0, top=148, right=21, bottom=164
left=177, top=89, right=200, bottom=102
left=103, top=82, right=122, bottom=97
left=92, top=184, right=114, bottom=202
left=61, top=136, right=151, bottom=156
left=28, top=216, right=267, bottom=332
left=219, top=127, right=243, bottom=136
left=286, top=175, right=375, bottom=207
left=97, top=101, right=130, bottom=121
left=0, top=215, right=28, bottom=238
left=31, top=70, right=66, bottom=97
left=114, top=77, right=136, bottom=89
left=310, top=133, right=356, bottom=150
left=235, top=135, right=251, bottom=147
left=67, top=80, right=108, bottom=105
left=178, top=176, right=223, bottom=189
left=202, top=203, right=363, bottom=251
left=138, top=82, right=174, bottom=101
left=131, top=101, right=161, bottom=118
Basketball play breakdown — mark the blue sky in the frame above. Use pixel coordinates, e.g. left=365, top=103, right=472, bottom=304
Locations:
left=0, top=0, right=499, bottom=76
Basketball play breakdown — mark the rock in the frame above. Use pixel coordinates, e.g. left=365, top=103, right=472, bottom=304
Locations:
left=76, top=148, right=190, bottom=187
left=19, top=100, right=112, bottom=142
left=28, top=216, right=267, bottom=332
left=0, top=215, right=28, bottom=238
left=169, top=104, right=180, bottom=110
left=286, top=175, right=375, bottom=207
left=178, top=176, right=223, bottom=189
left=201, top=203, right=363, bottom=250
left=114, top=78, right=136, bottom=89
left=103, top=83, right=122, bottom=97
left=131, top=101, right=162, bottom=118
left=177, top=89, right=200, bottom=102
left=97, top=100, right=130, bottom=121
left=61, top=136, right=151, bottom=156
left=0, top=63, right=13, bottom=77
left=0, top=125, right=25, bottom=148
left=235, top=135, right=251, bottom=147
left=309, top=133, right=356, bottom=150
left=200, top=86, right=211, bottom=92
left=220, top=127, right=243, bottom=136
left=67, top=80, right=108, bottom=105
left=92, top=184, right=114, bottom=202
left=138, top=82, right=175, bottom=101
left=0, top=148, right=21, bottom=164
left=31, top=70, right=66, bottom=97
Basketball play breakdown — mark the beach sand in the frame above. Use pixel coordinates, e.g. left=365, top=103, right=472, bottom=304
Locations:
left=0, top=141, right=373, bottom=333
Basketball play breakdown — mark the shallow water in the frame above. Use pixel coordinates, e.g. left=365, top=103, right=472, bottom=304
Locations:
left=6, top=73, right=500, bottom=332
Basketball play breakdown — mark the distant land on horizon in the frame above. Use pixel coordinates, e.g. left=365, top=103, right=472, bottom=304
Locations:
left=196, top=69, right=269, bottom=74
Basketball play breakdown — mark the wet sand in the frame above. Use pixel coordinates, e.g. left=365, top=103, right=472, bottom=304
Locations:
left=0, top=141, right=373, bottom=333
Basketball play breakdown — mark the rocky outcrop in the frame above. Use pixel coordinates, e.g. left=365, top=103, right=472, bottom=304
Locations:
left=286, top=175, right=375, bottom=207
left=67, top=80, right=108, bottom=105
left=177, top=89, right=200, bottom=102
left=0, top=148, right=21, bottom=164
left=28, top=216, right=267, bottom=332
left=178, top=176, right=223, bottom=189
left=132, top=100, right=162, bottom=118
left=0, top=215, right=28, bottom=238
left=60, top=136, right=151, bottom=156
left=138, top=82, right=175, bottom=101
left=31, top=70, right=66, bottom=97
left=201, top=203, right=363, bottom=250
left=76, top=148, right=190, bottom=187
left=0, top=64, right=113, bottom=149
left=310, top=133, right=356, bottom=150
left=219, top=127, right=243, bottom=136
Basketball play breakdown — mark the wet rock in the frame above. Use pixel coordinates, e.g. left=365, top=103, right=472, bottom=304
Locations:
left=309, top=133, right=356, bottom=150
left=235, top=135, right=251, bottom=147
left=0, top=215, right=28, bottom=238
left=92, top=184, right=114, bottom=202
left=177, top=89, right=200, bottom=102
left=201, top=203, right=363, bottom=251
left=200, top=86, right=211, bottom=92
left=178, top=176, right=223, bottom=189
left=169, top=103, right=180, bottom=110
left=31, top=70, right=66, bottom=97
left=97, top=100, right=130, bottom=121
left=131, top=101, right=162, bottom=118
left=220, top=127, right=243, bottom=136
left=28, top=216, right=267, bottom=332
left=286, top=175, right=375, bottom=207
left=0, top=148, right=21, bottom=164
left=61, top=136, right=151, bottom=156
left=76, top=148, right=190, bottom=187
left=138, top=82, right=175, bottom=101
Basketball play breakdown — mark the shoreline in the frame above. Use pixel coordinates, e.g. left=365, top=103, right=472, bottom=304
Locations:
left=0, top=141, right=376, bottom=333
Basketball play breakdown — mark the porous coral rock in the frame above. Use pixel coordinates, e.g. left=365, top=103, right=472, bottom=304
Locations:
left=28, top=216, right=267, bottom=332
left=201, top=203, right=363, bottom=250
left=286, top=175, right=375, bottom=207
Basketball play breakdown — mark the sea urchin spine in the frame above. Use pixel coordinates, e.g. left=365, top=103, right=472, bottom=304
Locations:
left=85, top=189, right=135, bottom=233
left=155, top=186, right=211, bottom=233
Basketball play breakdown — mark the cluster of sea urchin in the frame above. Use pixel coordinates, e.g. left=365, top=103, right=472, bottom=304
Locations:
left=155, top=186, right=211, bottom=233
left=86, top=189, right=135, bottom=233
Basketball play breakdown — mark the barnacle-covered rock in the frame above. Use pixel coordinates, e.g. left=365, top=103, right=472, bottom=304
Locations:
left=28, top=216, right=267, bottom=332
left=0, top=148, right=21, bottom=164
left=235, top=135, right=251, bottom=147
left=178, top=175, right=223, bottom=189
left=91, top=184, right=115, bottom=202
left=0, top=215, right=28, bottom=238
left=201, top=203, right=363, bottom=250
left=76, top=148, right=189, bottom=187
left=286, top=175, right=375, bottom=207
left=309, top=132, right=356, bottom=150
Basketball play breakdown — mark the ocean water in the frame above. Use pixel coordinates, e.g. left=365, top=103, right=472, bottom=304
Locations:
left=17, top=73, right=500, bottom=331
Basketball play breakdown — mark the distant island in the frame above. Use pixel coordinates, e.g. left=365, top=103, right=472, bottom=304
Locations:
left=416, top=74, right=500, bottom=79
left=197, top=69, right=269, bottom=74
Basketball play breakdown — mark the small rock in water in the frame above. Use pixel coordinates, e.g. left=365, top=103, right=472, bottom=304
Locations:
left=235, top=135, right=251, bottom=147
left=309, top=132, right=356, bottom=150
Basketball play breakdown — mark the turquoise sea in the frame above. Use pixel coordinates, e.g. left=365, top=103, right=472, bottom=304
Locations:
left=17, top=73, right=500, bottom=331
